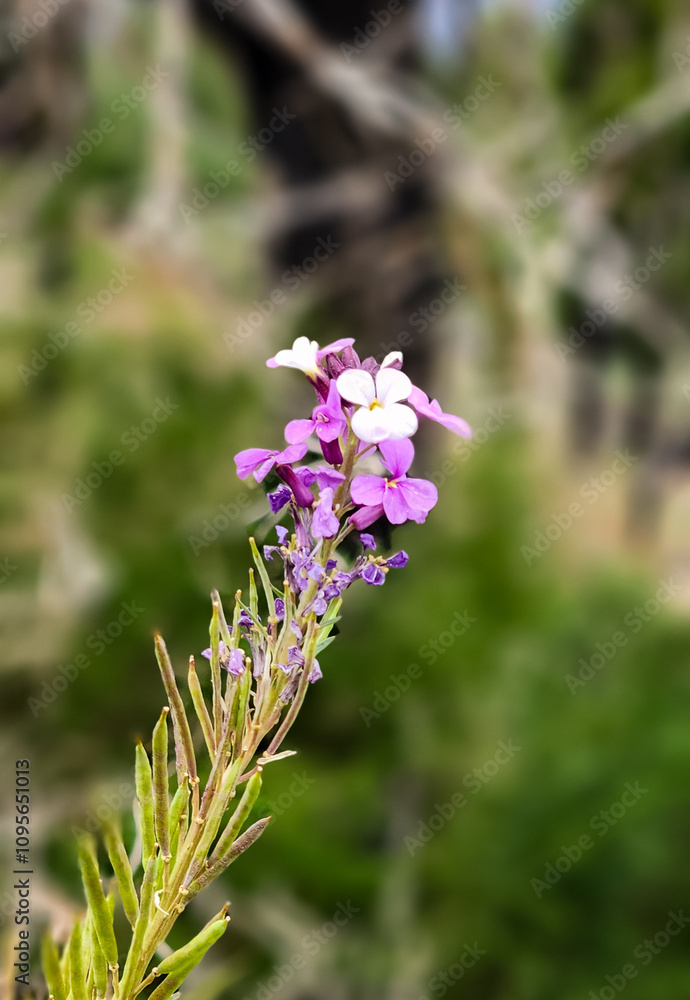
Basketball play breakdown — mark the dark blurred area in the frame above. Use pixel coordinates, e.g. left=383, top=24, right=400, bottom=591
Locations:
left=2, top=0, right=690, bottom=998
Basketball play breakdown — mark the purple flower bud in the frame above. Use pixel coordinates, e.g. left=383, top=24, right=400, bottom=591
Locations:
left=387, top=550, right=409, bottom=568
left=277, top=464, right=314, bottom=508
left=361, top=563, right=386, bottom=586
left=360, top=532, right=376, bottom=551
left=275, top=598, right=285, bottom=620
left=268, top=485, right=292, bottom=513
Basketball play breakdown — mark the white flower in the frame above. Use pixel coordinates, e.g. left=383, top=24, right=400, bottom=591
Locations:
left=336, top=368, right=418, bottom=443
left=267, top=336, right=355, bottom=376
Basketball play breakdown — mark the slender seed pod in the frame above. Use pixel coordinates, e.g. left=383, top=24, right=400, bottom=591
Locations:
left=186, top=817, right=270, bottom=900
left=154, top=915, right=230, bottom=978
left=58, top=931, right=70, bottom=986
left=168, top=776, right=190, bottom=864
left=90, top=918, right=108, bottom=1000
left=155, top=634, right=197, bottom=787
left=249, top=536, right=276, bottom=617
left=215, top=590, right=234, bottom=648
left=248, top=567, right=258, bottom=618
left=135, top=740, right=155, bottom=870
left=41, top=933, right=66, bottom=1000
left=68, top=920, right=87, bottom=1000
left=208, top=770, right=262, bottom=866
left=147, top=973, right=185, bottom=1000
left=103, top=817, right=139, bottom=928
left=77, top=837, right=118, bottom=968
left=209, top=595, right=224, bottom=743
left=152, top=707, right=171, bottom=860
left=119, top=847, right=159, bottom=995
left=187, top=657, right=215, bottom=758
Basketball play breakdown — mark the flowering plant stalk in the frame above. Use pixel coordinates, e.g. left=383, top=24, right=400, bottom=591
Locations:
left=41, top=338, right=470, bottom=1000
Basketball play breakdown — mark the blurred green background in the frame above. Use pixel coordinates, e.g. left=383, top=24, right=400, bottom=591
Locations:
left=2, top=0, right=690, bottom=998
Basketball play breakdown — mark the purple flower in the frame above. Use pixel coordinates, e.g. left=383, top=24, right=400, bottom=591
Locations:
left=360, top=532, right=376, bottom=551
left=239, top=609, right=255, bottom=628
left=297, top=466, right=346, bottom=491
left=226, top=649, right=246, bottom=676
left=202, top=640, right=231, bottom=662
left=235, top=443, right=308, bottom=482
left=288, top=645, right=305, bottom=668
left=407, top=386, right=472, bottom=438
left=350, top=439, right=437, bottom=526
left=311, top=595, right=328, bottom=615
left=312, top=487, right=339, bottom=539
left=361, top=563, right=386, bottom=586
left=268, top=485, right=292, bottom=513
left=275, top=598, right=285, bottom=619
left=308, top=660, right=323, bottom=683
left=285, top=380, right=348, bottom=447
left=387, top=550, right=409, bottom=569
left=276, top=526, right=289, bottom=544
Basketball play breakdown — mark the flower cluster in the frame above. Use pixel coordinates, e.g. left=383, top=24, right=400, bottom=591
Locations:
left=42, top=337, right=472, bottom=1000
left=228, top=337, right=471, bottom=694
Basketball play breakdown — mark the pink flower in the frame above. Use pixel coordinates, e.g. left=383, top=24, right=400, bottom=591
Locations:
left=350, top=439, right=437, bottom=526
left=284, top=380, right=348, bottom=446
left=312, top=487, right=339, bottom=539
left=407, top=386, right=472, bottom=438
left=234, top=443, right=308, bottom=482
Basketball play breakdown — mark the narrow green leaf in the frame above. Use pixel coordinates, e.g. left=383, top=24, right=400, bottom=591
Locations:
left=77, top=836, right=118, bottom=968
left=135, top=740, right=155, bottom=871
left=103, top=816, right=139, bottom=929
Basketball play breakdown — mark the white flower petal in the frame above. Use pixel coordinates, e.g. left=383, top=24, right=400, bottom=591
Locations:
left=290, top=337, right=320, bottom=372
left=382, top=402, right=418, bottom=439
left=336, top=369, right=376, bottom=407
left=381, top=350, right=403, bottom=368
left=351, top=406, right=391, bottom=444
left=351, top=402, right=417, bottom=443
left=375, top=367, right=412, bottom=406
